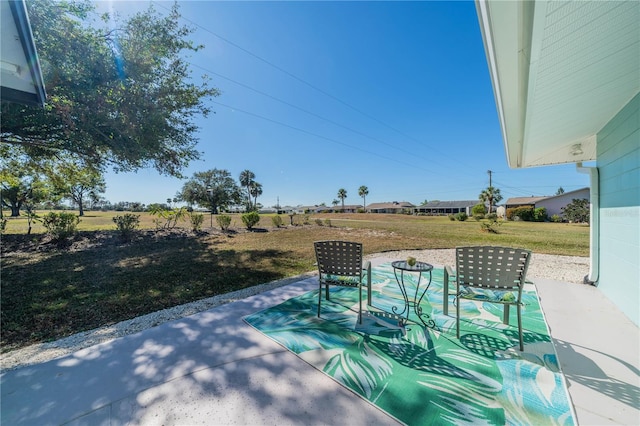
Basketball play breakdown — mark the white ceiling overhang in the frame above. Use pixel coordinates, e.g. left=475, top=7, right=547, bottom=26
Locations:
left=476, top=0, right=640, bottom=168
left=1, top=0, right=46, bottom=107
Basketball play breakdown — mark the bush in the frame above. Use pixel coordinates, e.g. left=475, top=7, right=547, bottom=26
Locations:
left=448, top=214, right=455, bottom=221
left=486, top=213, right=498, bottom=221
left=473, top=214, right=484, bottom=221
left=42, top=212, right=80, bottom=242
left=455, top=212, right=468, bottom=221
left=324, top=218, right=332, bottom=227
left=241, top=211, right=260, bottom=230
left=189, top=212, right=205, bottom=232
left=551, top=214, right=562, bottom=223
left=562, top=198, right=590, bottom=223
left=315, top=218, right=323, bottom=226
left=471, top=203, right=487, bottom=216
left=533, top=207, right=547, bottom=222
left=113, top=213, right=140, bottom=240
left=0, top=218, right=6, bottom=235
left=272, top=215, right=284, bottom=228
left=216, top=214, right=232, bottom=231
left=506, top=206, right=534, bottom=221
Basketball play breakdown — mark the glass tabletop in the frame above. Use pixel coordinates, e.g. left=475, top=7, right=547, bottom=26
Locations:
left=391, top=260, right=434, bottom=272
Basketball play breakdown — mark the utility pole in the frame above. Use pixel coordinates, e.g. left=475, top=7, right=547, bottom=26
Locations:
left=487, top=170, right=493, bottom=213
left=487, top=170, right=493, bottom=188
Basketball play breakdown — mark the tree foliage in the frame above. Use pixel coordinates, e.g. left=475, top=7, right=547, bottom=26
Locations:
left=46, top=160, right=106, bottom=216
left=479, top=186, right=503, bottom=213
left=178, top=169, right=241, bottom=214
left=562, top=198, right=590, bottom=223
left=0, top=0, right=219, bottom=176
left=337, top=188, right=347, bottom=211
left=1, top=147, right=50, bottom=217
left=358, top=185, right=368, bottom=210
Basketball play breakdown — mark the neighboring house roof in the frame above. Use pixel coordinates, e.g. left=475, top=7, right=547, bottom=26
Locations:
left=506, top=187, right=590, bottom=206
left=0, top=0, right=46, bottom=106
left=367, top=202, right=415, bottom=210
left=416, top=200, right=478, bottom=209
left=505, top=197, right=547, bottom=206
left=476, top=0, right=639, bottom=168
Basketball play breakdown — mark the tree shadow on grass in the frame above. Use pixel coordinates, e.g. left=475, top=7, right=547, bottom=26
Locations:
left=1, top=233, right=296, bottom=350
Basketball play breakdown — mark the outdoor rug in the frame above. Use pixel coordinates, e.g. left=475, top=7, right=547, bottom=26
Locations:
left=244, top=263, right=575, bottom=425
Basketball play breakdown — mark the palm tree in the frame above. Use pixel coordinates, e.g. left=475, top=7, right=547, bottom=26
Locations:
left=358, top=185, right=369, bottom=212
left=337, top=188, right=347, bottom=211
left=239, top=169, right=255, bottom=209
left=249, top=181, right=263, bottom=211
left=479, top=186, right=503, bottom=213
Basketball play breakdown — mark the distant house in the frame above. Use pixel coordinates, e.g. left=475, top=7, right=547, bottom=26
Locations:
left=367, top=201, right=415, bottom=214
left=300, top=205, right=331, bottom=214
left=414, top=200, right=479, bottom=216
left=505, top=188, right=590, bottom=218
left=334, top=204, right=362, bottom=213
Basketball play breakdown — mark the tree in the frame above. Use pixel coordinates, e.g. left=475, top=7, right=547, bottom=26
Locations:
left=1, top=148, right=49, bottom=217
left=479, top=186, right=503, bottom=214
left=337, top=188, right=347, bottom=211
left=556, top=187, right=565, bottom=195
left=562, top=198, right=590, bottom=223
left=358, top=185, right=369, bottom=212
left=1, top=1, right=219, bottom=177
left=249, top=181, right=263, bottom=211
left=47, top=160, right=106, bottom=216
left=178, top=169, right=241, bottom=214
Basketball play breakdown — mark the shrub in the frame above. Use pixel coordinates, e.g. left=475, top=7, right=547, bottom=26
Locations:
left=241, top=211, right=260, bottom=230
left=533, top=207, right=547, bottom=222
left=448, top=214, right=455, bottom=221
left=315, top=218, right=323, bottom=226
left=507, top=206, right=534, bottom=221
left=486, top=213, right=498, bottom=221
left=473, top=214, right=484, bottom=221
left=0, top=218, right=6, bottom=235
left=324, top=218, right=332, bottom=227
left=455, top=212, right=468, bottom=221
left=562, top=198, right=589, bottom=223
left=42, top=212, right=80, bottom=242
left=551, top=214, right=562, bottom=223
left=471, top=203, right=487, bottom=216
left=113, top=213, right=140, bottom=240
left=272, top=215, right=284, bottom=228
left=189, top=212, right=205, bottom=232
left=216, top=214, right=232, bottom=231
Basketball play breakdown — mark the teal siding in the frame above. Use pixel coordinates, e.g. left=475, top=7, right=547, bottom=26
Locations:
left=597, top=92, right=640, bottom=325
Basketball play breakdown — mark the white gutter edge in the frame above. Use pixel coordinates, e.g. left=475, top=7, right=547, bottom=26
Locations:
left=576, top=162, right=599, bottom=285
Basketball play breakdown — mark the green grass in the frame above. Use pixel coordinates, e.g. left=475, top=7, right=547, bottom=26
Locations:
left=1, top=211, right=589, bottom=352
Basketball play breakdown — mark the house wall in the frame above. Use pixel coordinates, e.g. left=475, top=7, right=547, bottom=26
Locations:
left=597, top=92, right=640, bottom=325
left=537, top=188, right=590, bottom=217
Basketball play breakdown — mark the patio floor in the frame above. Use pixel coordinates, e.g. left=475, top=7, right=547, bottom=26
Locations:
left=1, top=258, right=638, bottom=425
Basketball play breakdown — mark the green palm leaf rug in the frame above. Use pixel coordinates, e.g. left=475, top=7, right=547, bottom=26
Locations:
left=244, top=263, right=575, bottom=425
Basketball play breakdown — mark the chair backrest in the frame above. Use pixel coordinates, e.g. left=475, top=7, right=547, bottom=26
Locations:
left=455, top=246, right=531, bottom=290
left=314, top=240, right=363, bottom=277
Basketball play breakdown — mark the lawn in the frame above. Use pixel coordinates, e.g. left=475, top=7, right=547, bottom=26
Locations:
left=0, top=211, right=589, bottom=352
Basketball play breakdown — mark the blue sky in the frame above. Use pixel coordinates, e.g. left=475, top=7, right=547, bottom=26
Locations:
left=101, top=0, right=589, bottom=208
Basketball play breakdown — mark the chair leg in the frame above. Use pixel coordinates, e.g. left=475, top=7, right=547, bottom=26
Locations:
left=358, top=284, right=363, bottom=324
left=456, top=296, right=460, bottom=339
left=517, top=304, right=523, bottom=351
left=317, top=281, right=322, bottom=317
left=503, top=304, right=510, bottom=324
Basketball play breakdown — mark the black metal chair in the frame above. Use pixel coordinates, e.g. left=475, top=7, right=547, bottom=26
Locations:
left=314, top=240, right=371, bottom=324
left=452, top=246, right=531, bottom=351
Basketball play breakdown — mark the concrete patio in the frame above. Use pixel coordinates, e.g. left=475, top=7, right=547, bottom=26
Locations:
left=1, top=258, right=638, bottom=425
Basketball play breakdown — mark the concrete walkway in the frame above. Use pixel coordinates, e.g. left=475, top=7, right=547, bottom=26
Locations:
left=2, top=261, right=639, bottom=425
